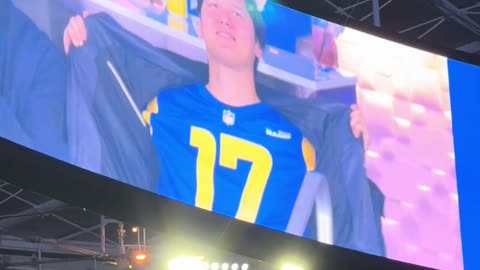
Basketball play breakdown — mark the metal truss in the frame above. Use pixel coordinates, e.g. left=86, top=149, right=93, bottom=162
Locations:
left=0, top=235, right=119, bottom=269
left=0, top=181, right=123, bottom=261
left=435, top=0, right=480, bottom=35
left=58, top=224, right=102, bottom=242
left=323, top=0, right=393, bottom=27
left=398, top=0, right=480, bottom=42
left=322, top=0, right=480, bottom=49
left=460, top=2, right=480, bottom=15
left=398, top=16, right=446, bottom=39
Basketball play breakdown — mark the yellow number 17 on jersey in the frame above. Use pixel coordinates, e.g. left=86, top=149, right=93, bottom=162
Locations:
left=190, top=126, right=273, bottom=223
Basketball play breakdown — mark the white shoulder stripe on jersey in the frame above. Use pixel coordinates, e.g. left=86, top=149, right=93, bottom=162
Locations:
left=107, top=60, right=147, bottom=127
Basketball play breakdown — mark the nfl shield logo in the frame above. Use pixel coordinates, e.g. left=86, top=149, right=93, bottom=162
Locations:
left=222, top=109, right=235, bottom=126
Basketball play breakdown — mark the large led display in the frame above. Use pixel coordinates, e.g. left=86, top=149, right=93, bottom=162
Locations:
left=0, top=0, right=464, bottom=269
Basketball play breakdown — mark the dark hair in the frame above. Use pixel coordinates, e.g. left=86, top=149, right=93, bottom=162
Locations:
left=197, top=0, right=266, bottom=50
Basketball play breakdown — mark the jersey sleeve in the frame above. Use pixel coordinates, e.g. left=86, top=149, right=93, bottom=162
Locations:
left=302, top=137, right=316, bottom=171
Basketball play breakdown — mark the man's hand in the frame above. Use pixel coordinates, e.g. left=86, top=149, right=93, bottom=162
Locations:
left=63, top=11, right=89, bottom=55
left=350, top=104, right=371, bottom=149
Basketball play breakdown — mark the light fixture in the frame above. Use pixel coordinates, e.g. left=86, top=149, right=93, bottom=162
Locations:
left=382, top=217, right=399, bottom=225
left=132, top=251, right=149, bottom=266
left=168, top=256, right=207, bottom=270
left=281, top=263, right=304, bottom=270
left=394, top=117, right=412, bottom=128
left=366, top=150, right=380, bottom=158
left=135, top=254, right=147, bottom=261
left=417, top=184, right=431, bottom=192
left=432, top=168, right=446, bottom=176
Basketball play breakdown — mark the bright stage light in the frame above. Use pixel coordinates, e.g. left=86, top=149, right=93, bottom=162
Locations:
left=281, top=263, right=304, bottom=270
left=132, top=251, right=149, bottom=265
left=135, top=254, right=147, bottom=261
left=211, top=262, right=220, bottom=270
left=168, top=256, right=207, bottom=270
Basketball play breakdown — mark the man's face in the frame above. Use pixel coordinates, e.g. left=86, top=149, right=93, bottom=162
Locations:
left=199, top=0, right=261, bottom=71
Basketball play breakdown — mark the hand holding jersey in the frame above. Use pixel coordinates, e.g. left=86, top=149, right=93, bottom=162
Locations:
left=64, top=11, right=89, bottom=55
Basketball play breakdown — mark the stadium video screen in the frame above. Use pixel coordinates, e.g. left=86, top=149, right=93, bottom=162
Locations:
left=1, top=0, right=466, bottom=269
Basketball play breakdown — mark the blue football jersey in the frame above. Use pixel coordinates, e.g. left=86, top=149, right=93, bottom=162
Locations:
left=143, top=84, right=315, bottom=232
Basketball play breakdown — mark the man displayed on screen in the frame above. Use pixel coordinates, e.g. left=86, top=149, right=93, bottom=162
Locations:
left=63, top=0, right=382, bottom=255
left=144, top=0, right=372, bottom=233
left=0, top=0, right=68, bottom=161
left=140, top=0, right=317, bottom=231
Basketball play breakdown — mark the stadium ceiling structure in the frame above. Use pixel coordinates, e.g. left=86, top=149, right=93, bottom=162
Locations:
left=0, top=180, right=256, bottom=270
left=0, top=179, right=124, bottom=269
left=275, top=0, right=480, bottom=65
